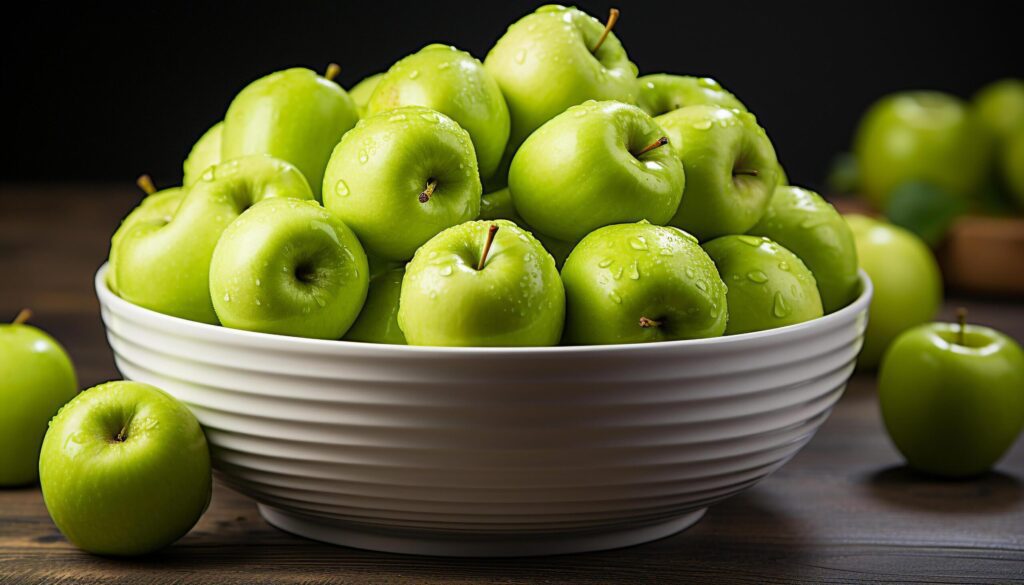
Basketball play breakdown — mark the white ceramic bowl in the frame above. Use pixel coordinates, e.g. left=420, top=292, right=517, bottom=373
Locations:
left=95, top=265, right=871, bottom=557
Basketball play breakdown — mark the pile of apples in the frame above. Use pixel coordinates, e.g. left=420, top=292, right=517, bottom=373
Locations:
left=106, top=5, right=860, bottom=347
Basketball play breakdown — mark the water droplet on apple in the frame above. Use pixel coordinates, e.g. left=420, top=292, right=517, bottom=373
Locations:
left=609, top=291, right=622, bottom=304
left=255, top=278, right=261, bottom=287
left=358, top=150, right=368, bottom=164
left=747, top=270, right=769, bottom=283
left=334, top=179, right=350, bottom=197
left=428, top=251, right=439, bottom=260
left=438, top=62, right=450, bottom=70
left=778, top=261, right=790, bottom=271
left=409, top=70, right=420, bottom=79
left=255, top=298, right=262, bottom=306
left=737, top=235, right=763, bottom=247
left=628, top=260, right=640, bottom=280
left=613, top=266, right=624, bottom=280
left=223, top=292, right=231, bottom=302
left=685, top=267, right=695, bottom=279
left=773, top=292, right=791, bottom=318
left=629, top=236, right=648, bottom=251
left=514, top=49, right=527, bottom=64
left=696, top=280, right=708, bottom=291
left=201, top=168, right=216, bottom=182
left=692, top=120, right=713, bottom=130
left=440, top=265, right=453, bottom=276
left=598, top=258, right=613, bottom=268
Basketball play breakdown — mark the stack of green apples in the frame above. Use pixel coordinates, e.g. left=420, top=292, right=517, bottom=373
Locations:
left=107, top=5, right=862, bottom=348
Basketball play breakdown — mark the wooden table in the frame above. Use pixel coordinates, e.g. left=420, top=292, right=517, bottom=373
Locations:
left=2, top=185, right=1023, bottom=584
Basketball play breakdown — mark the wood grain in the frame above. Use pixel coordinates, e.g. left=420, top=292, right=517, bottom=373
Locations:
left=1, top=185, right=1023, bottom=584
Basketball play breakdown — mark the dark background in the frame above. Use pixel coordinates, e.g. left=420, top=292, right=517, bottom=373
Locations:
left=2, top=1, right=1020, bottom=191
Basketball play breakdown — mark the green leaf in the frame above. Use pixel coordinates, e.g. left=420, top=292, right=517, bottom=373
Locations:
left=884, top=181, right=966, bottom=247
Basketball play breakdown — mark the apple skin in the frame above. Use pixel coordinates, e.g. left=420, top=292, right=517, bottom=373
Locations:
left=561, top=222, right=727, bottom=345
left=0, top=318, right=77, bottom=486
left=222, top=67, right=359, bottom=201
left=322, top=106, right=481, bottom=261
left=398, top=219, right=564, bottom=346
left=879, top=322, right=1024, bottom=477
left=703, top=235, right=823, bottom=335
left=1002, top=128, right=1024, bottom=208
left=845, top=214, right=942, bottom=369
left=183, top=122, right=223, bottom=187
left=344, top=266, right=406, bottom=344
left=747, top=186, right=859, bottom=313
left=656, top=105, right=779, bottom=241
left=480, top=188, right=576, bottom=267
left=484, top=4, right=639, bottom=188
left=509, top=100, right=685, bottom=243
left=39, top=381, right=211, bottom=556
left=111, top=155, right=314, bottom=324
left=349, top=72, right=383, bottom=117
left=853, top=91, right=994, bottom=209
left=636, top=74, right=746, bottom=117
left=973, top=79, right=1024, bottom=140
left=107, top=187, right=185, bottom=295
left=210, top=198, right=369, bottom=339
left=367, top=44, right=510, bottom=181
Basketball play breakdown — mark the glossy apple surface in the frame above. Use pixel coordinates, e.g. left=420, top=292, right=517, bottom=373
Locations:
left=854, top=91, right=994, bottom=208
left=107, top=186, right=185, bottom=294
left=0, top=312, right=77, bottom=486
left=484, top=5, right=639, bottom=187
left=344, top=266, right=406, bottom=344
left=183, top=122, right=222, bottom=186
left=636, top=74, right=745, bottom=117
left=111, top=155, right=313, bottom=323
left=210, top=198, right=369, bottom=339
left=561, top=222, right=727, bottom=344
left=222, top=67, right=358, bottom=201
left=748, top=186, right=859, bottom=313
left=703, top=235, right=823, bottom=334
left=323, top=106, right=481, bottom=261
left=399, top=220, right=564, bottom=346
left=39, top=381, right=211, bottom=556
left=480, top=188, right=575, bottom=267
left=509, top=100, right=684, bottom=242
left=349, top=72, right=383, bottom=117
left=367, top=44, right=510, bottom=180
left=845, top=214, right=942, bottom=369
left=656, top=105, right=779, bottom=240
left=879, top=320, right=1024, bottom=477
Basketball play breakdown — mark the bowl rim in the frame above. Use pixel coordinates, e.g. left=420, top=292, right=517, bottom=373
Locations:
left=95, top=264, right=871, bottom=355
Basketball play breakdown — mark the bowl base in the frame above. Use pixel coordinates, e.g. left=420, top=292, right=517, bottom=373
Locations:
left=258, top=505, right=706, bottom=557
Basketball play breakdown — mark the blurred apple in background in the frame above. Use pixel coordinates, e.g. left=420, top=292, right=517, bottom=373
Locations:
left=845, top=214, right=942, bottom=369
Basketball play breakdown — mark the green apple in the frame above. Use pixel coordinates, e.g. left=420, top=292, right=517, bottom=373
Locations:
left=845, top=214, right=942, bottom=369
left=480, top=188, right=576, bottom=267
left=107, top=177, right=185, bottom=295
left=656, top=105, right=779, bottom=240
left=509, top=100, right=685, bottom=242
left=561, top=222, right=727, bottom=344
left=399, top=220, right=564, bottom=346
left=210, top=198, right=368, bottom=339
left=222, top=66, right=359, bottom=201
left=879, top=316, right=1024, bottom=477
left=322, top=106, right=481, bottom=261
left=485, top=5, right=639, bottom=187
left=973, top=79, right=1024, bottom=140
left=183, top=122, right=223, bottom=187
left=776, top=162, right=789, bottom=186
left=0, top=310, right=77, bottom=486
left=853, top=91, right=994, bottom=208
left=1002, top=128, right=1024, bottom=208
left=636, top=74, right=746, bottom=117
left=748, top=186, right=859, bottom=313
left=349, top=72, right=383, bottom=117
left=111, top=155, right=314, bottom=324
left=344, top=266, right=406, bottom=344
left=703, top=235, right=823, bottom=334
left=39, top=381, right=210, bottom=556
left=367, top=44, right=510, bottom=181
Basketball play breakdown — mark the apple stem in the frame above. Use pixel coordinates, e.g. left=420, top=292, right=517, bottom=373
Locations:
left=12, top=308, right=32, bottom=326
left=477, top=224, right=499, bottom=271
left=639, top=316, right=661, bottom=328
left=418, top=179, right=438, bottom=204
left=325, top=63, right=341, bottom=81
left=957, top=307, right=967, bottom=345
left=136, top=174, right=157, bottom=195
left=733, top=169, right=760, bottom=177
left=591, top=8, right=620, bottom=53
left=635, top=136, right=669, bottom=157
